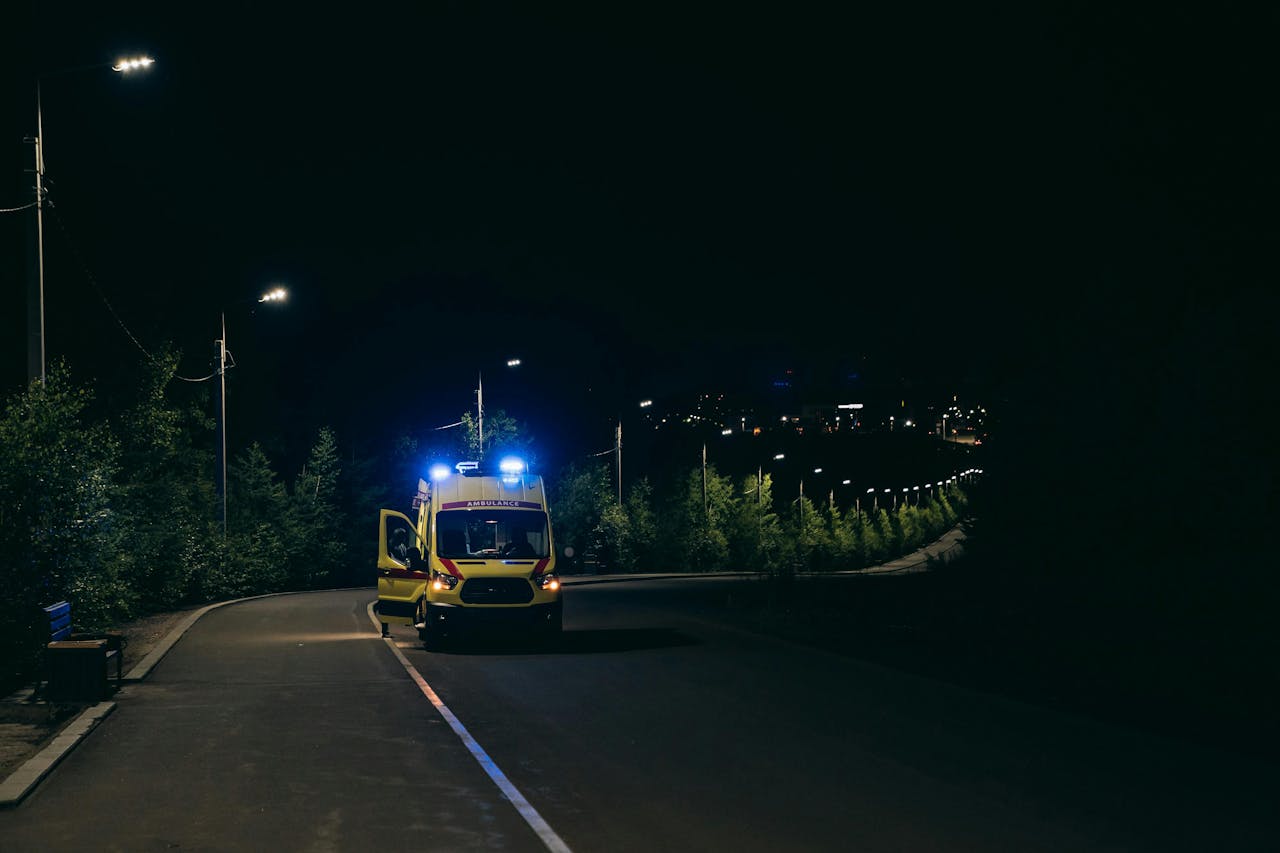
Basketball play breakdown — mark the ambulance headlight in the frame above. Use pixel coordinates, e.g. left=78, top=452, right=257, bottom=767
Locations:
left=432, top=572, right=459, bottom=591
left=534, top=573, right=560, bottom=591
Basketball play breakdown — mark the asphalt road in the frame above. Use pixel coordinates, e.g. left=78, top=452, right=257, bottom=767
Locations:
left=2, top=582, right=1277, bottom=852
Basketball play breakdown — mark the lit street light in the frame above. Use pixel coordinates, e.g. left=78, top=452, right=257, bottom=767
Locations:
left=26, top=55, right=155, bottom=383
left=476, top=357, right=522, bottom=456
left=215, top=286, right=288, bottom=535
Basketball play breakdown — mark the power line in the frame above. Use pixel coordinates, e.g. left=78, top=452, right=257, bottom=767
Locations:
left=46, top=203, right=213, bottom=383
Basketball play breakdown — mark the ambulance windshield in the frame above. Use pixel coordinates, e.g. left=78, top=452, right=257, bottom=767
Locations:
left=437, top=510, right=549, bottom=559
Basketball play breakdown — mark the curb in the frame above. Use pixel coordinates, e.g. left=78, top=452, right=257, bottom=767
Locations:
left=121, top=596, right=256, bottom=682
left=0, top=701, right=115, bottom=808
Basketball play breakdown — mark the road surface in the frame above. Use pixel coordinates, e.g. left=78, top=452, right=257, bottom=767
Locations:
left=1, top=582, right=1276, bottom=851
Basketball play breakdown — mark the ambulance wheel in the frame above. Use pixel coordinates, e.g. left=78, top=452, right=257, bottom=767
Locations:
left=540, top=601, right=563, bottom=645
left=416, top=598, right=436, bottom=647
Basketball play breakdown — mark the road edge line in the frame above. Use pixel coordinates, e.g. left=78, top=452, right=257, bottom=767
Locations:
left=365, top=602, right=572, bottom=853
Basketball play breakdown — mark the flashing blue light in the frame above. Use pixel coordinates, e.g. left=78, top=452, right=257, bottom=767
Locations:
left=429, top=464, right=451, bottom=481
left=498, top=456, right=525, bottom=475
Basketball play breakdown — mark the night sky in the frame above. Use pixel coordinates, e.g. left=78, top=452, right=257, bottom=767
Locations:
left=3, top=3, right=1276, bottom=519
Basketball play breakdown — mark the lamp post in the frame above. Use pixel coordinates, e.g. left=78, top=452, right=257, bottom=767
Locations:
left=26, top=56, right=154, bottom=383
left=473, top=357, right=523, bottom=460
left=215, top=286, right=287, bottom=535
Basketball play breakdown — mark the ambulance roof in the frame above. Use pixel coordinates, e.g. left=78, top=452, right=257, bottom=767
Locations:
left=431, top=473, right=547, bottom=509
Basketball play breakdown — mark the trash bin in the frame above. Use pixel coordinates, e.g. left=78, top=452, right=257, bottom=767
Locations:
left=46, top=639, right=109, bottom=702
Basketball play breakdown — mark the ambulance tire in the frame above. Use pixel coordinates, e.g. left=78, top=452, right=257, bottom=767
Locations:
left=416, top=598, right=438, bottom=648
left=540, top=601, right=563, bottom=645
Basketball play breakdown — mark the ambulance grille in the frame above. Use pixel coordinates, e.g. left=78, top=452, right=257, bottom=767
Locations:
left=460, top=577, right=534, bottom=604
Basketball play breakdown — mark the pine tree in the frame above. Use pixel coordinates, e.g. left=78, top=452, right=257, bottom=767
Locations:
left=113, top=345, right=216, bottom=613
left=287, top=427, right=347, bottom=589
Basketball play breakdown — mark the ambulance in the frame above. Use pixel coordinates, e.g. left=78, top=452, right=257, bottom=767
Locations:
left=374, top=457, right=562, bottom=646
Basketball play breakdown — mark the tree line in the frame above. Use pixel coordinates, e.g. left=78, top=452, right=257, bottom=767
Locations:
left=0, top=357, right=968, bottom=693
left=0, top=358, right=362, bottom=691
left=548, top=459, right=968, bottom=576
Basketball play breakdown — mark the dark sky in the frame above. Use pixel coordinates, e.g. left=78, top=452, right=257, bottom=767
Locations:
left=3, top=3, right=1275, bottom=480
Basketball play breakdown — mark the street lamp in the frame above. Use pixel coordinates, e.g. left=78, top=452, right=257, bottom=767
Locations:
left=26, top=55, right=155, bottom=383
left=476, top=357, right=522, bottom=457
left=215, top=286, right=288, bottom=535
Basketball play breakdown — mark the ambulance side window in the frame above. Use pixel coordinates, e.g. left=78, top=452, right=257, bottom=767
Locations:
left=387, top=517, right=415, bottom=566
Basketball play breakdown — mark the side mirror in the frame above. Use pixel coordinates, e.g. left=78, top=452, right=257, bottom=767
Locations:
left=407, top=549, right=426, bottom=569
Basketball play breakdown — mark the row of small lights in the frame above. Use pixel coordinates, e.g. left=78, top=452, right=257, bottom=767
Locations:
left=639, top=397, right=985, bottom=492
left=642, top=400, right=935, bottom=434
left=740, top=451, right=986, bottom=503
left=642, top=399, right=986, bottom=432
left=770, top=460, right=983, bottom=494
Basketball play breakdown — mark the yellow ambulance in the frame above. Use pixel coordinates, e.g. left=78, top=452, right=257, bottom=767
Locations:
left=375, top=457, right=561, bottom=646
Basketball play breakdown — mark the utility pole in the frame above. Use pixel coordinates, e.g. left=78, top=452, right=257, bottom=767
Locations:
left=799, top=478, right=804, bottom=530
left=476, top=371, right=484, bottom=457
left=214, top=312, right=227, bottom=536
left=25, top=81, right=46, bottom=383
left=24, top=58, right=155, bottom=383
left=702, top=443, right=708, bottom=519
left=615, top=421, right=622, bottom=504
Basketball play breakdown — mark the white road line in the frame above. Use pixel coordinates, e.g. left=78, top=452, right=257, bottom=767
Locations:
left=366, top=603, right=572, bottom=853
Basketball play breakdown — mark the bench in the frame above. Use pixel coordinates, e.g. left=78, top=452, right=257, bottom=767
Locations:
left=42, top=601, right=123, bottom=702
